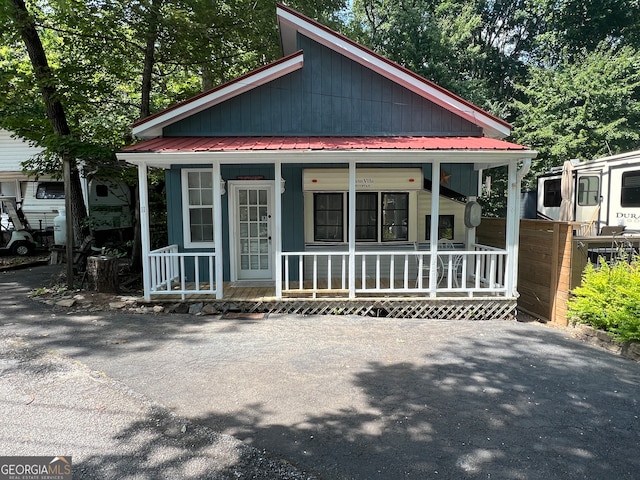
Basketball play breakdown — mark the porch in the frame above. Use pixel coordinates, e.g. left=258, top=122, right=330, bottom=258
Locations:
left=144, top=242, right=516, bottom=319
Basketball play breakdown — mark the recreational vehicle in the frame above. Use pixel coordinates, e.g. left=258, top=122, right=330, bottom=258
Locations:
left=537, top=150, right=640, bottom=235
left=16, top=179, right=133, bottom=237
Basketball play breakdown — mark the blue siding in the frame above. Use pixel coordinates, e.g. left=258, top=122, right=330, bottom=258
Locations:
left=164, top=35, right=482, bottom=137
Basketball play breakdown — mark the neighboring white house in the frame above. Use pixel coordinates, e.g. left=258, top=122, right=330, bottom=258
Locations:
left=0, top=129, right=42, bottom=200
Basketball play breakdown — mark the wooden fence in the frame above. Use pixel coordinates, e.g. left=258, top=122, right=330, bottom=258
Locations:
left=477, top=219, right=573, bottom=325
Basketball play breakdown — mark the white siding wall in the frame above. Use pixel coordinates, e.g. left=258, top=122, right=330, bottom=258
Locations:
left=0, top=129, right=42, bottom=173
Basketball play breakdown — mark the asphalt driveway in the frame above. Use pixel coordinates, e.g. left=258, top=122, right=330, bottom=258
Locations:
left=2, top=264, right=639, bottom=479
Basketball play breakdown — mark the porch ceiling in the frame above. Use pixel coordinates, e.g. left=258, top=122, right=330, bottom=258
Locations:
left=118, top=136, right=536, bottom=168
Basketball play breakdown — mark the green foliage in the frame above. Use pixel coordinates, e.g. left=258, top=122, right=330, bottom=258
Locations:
left=512, top=43, right=640, bottom=189
left=568, top=257, right=640, bottom=342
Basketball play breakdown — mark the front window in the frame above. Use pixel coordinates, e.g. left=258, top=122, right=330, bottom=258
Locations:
left=314, top=193, right=343, bottom=241
left=621, top=171, right=640, bottom=207
left=182, top=169, right=214, bottom=247
left=382, top=193, right=408, bottom=241
left=356, top=193, right=377, bottom=241
left=313, top=192, right=410, bottom=243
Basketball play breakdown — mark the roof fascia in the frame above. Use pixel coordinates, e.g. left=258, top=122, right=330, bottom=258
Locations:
left=132, top=51, right=304, bottom=139
left=117, top=149, right=536, bottom=170
left=276, top=5, right=511, bottom=139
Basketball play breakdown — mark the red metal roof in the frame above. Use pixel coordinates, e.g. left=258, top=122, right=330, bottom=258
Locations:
left=121, top=136, right=529, bottom=153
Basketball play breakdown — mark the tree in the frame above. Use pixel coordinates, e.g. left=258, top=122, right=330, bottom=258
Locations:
left=512, top=44, right=640, bottom=187
left=5, top=0, right=88, bottom=285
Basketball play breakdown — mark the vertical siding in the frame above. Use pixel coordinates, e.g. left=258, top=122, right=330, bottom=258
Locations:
left=164, top=36, right=483, bottom=137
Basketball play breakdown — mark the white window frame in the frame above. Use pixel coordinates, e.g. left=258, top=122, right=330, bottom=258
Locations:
left=181, top=168, right=215, bottom=248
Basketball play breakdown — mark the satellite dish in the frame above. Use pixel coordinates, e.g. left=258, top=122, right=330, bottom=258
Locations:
left=464, top=201, right=482, bottom=228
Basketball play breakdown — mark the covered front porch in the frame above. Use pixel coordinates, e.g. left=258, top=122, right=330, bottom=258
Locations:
left=119, top=142, right=534, bottom=319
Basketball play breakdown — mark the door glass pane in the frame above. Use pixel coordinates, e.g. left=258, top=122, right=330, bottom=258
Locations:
left=249, top=190, right=257, bottom=205
left=259, top=189, right=267, bottom=204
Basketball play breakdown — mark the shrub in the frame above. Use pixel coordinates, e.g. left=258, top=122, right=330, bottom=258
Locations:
left=568, top=256, right=640, bottom=342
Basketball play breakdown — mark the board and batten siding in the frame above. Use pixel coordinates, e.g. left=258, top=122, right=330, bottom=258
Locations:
left=163, top=35, right=483, bottom=137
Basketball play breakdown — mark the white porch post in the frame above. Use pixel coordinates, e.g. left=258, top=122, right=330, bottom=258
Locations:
left=274, top=160, right=283, bottom=298
left=348, top=160, right=356, bottom=298
left=212, top=161, right=224, bottom=299
left=504, top=160, right=519, bottom=296
left=429, top=160, right=441, bottom=297
left=137, top=162, right=151, bottom=301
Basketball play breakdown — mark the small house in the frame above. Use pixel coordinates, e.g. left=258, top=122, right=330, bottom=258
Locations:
left=118, top=5, right=536, bottom=318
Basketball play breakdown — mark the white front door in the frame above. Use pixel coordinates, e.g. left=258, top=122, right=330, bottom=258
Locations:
left=229, top=181, right=274, bottom=281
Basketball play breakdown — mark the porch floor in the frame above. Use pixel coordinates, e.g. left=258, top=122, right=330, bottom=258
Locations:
left=148, top=281, right=516, bottom=320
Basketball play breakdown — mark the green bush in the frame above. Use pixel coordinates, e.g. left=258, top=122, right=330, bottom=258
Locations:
left=568, top=256, right=640, bottom=342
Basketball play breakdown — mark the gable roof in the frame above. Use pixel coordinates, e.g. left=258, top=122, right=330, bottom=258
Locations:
left=132, top=5, right=511, bottom=140
left=276, top=5, right=510, bottom=139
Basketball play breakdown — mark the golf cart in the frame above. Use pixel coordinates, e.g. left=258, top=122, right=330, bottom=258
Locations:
left=0, top=197, right=37, bottom=256
left=0, top=223, right=36, bottom=256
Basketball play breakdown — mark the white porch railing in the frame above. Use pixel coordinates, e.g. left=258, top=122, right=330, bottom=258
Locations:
left=146, top=243, right=507, bottom=299
left=149, top=244, right=218, bottom=299
left=281, top=243, right=507, bottom=298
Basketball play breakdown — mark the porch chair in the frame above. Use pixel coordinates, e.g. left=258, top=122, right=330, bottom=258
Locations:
left=414, top=242, right=444, bottom=288
left=437, top=238, right=464, bottom=288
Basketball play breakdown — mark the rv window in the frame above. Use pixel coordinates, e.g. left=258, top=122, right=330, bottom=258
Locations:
left=543, top=179, right=562, bottom=207
left=35, top=182, right=65, bottom=200
left=425, top=215, right=454, bottom=241
left=621, top=171, right=640, bottom=207
left=577, top=176, right=599, bottom=206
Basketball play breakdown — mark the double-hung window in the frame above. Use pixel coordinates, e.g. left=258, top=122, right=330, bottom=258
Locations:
left=313, top=191, right=409, bottom=243
left=182, top=169, right=214, bottom=247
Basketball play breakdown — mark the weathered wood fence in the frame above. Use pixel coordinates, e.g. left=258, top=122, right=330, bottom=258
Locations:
left=477, top=219, right=573, bottom=325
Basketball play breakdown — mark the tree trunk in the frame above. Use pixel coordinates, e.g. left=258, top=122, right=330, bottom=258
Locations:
left=10, top=0, right=88, bottom=286
left=86, top=255, right=119, bottom=293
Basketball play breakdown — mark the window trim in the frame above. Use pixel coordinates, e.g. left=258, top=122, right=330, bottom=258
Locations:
left=181, top=169, right=215, bottom=248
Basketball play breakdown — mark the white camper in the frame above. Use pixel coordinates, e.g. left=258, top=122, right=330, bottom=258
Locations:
left=537, top=150, right=640, bottom=235
left=20, top=179, right=133, bottom=232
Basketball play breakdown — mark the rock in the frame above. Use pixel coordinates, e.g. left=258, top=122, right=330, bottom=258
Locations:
left=56, top=299, right=76, bottom=307
left=167, top=303, right=189, bottom=314
left=152, top=305, right=165, bottom=313
left=201, top=303, right=218, bottom=315
left=109, top=302, right=127, bottom=309
left=188, top=302, right=204, bottom=314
